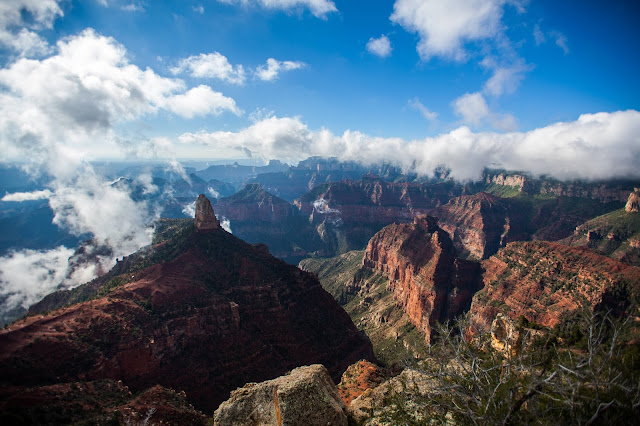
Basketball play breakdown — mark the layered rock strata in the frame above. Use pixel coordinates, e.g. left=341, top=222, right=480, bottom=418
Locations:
left=363, top=216, right=482, bottom=342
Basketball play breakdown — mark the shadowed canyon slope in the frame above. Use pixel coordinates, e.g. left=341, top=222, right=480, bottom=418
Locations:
left=0, top=196, right=373, bottom=414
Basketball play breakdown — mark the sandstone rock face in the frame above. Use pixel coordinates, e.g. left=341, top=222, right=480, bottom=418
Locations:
left=213, top=364, right=347, bottom=426
left=0, top=220, right=373, bottom=413
left=470, top=241, right=640, bottom=329
left=363, top=216, right=482, bottom=342
left=626, top=189, right=640, bottom=213
left=430, top=192, right=510, bottom=259
left=194, top=194, right=220, bottom=230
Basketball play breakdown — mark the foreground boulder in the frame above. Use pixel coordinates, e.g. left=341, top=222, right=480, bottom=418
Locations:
left=214, top=364, right=347, bottom=426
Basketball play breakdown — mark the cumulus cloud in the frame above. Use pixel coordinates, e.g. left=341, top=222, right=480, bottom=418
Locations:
left=453, top=92, right=490, bottom=125
left=2, top=189, right=53, bottom=202
left=391, top=0, right=507, bottom=61
left=452, top=92, right=517, bottom=131
left=0, top=29, right=239, bottom=169
left=217, top=0, right=338, bottom=19
left=171, top=52, right=246, bottom=84
left=193, top=5, right=205, bottom=14
left=0, top=0, right=64, bottom=57
left=165, top=85, right=241, bottom=118
left=179, top=111, right=640, bottom=182
left=409, top=98, right=438, bottom=121
left=366, top=35, right=392, bottom=58
left=255, top=58, right=306, bottom=81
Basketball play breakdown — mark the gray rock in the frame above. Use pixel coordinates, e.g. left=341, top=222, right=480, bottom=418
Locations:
left=214, top=364, right=347, bottom=426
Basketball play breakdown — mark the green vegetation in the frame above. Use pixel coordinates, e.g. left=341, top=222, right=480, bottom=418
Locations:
left=363, top=312, right=640, bottom=425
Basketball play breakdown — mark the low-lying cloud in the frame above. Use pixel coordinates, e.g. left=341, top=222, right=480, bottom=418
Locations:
left=180, top=110, right=640, bottom=182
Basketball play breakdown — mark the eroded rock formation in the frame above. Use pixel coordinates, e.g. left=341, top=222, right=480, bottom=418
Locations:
left=363, top=215, right=482, bottom=342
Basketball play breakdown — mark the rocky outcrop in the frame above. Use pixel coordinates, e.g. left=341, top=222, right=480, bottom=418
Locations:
left=430, top=192, right=510, bottom=259
left=363, top=216, right=482, bottom=342
left=470, top=241, right=640, bottom=329
left=337, top=360, right=386, bottom=406
left=0, top=197, right=374, bottom=414
left=194, top=194, right=220, bottom=230
left=213, top=364, right=347, bottom=426
left=626, top=188, right=640, bottom=213
left=347, top=368, right=436, bottom=424
left=484, top=171, right=531, bottom=192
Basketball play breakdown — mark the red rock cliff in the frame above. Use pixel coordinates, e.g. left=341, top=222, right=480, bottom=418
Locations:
left=363, top=216, right=482, bottom=342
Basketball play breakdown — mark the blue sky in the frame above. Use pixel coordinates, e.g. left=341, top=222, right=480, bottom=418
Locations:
left=0, top=0, right=639, bottom=179
left=40, top=0, right=638, bottom=137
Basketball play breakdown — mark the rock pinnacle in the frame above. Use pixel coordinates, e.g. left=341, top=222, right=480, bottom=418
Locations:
left=195, top=194, right=220, bottom=231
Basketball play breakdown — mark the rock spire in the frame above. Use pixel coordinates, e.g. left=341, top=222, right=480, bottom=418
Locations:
left=195, top=194, right=220, bottom=230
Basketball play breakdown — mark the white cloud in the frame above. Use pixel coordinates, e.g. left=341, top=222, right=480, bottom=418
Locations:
left=179, top=110, right=640, bottom=182
left=533, top=24, right=569, bottom=55
left=217, top=0, right=338, bottom=19
left=453, top=92, right=490, bottom=125
left=193, top=5, right=205, bottom=14
left=165, top=85, right=241, bottom=118
left=2, top=189, right=53, bottom=202
left=0, top=246, right=75, bottom=312
left=0, top=0, right=64, bottom=57
left=483, top=61, right=531, bottom=96
left=366, top=35, right=392, bottom=58
left=408, top=98, right=438, bottom=121
left=121, top=2, right=146, bottom=12
left=553, top=32, right=569, bottom=55
left=0, top=29, right=239, bottom=171
left=171, top=52, right=246, bottom=85
left=391, top=0, right=507, bottom=61
left=453, top=92, right=517, bottom=131
left=255, top=58, right=305, bottom=81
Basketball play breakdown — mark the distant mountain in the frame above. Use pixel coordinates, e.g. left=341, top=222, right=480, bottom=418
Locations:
left=1, top=195, right=373, bottom=414
left=193, top=160, right=289, bottom=184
